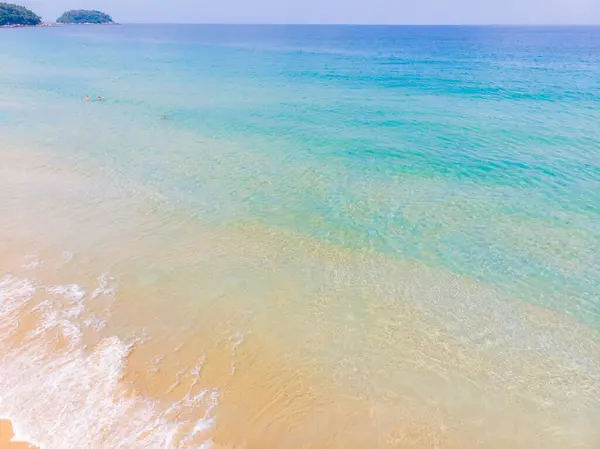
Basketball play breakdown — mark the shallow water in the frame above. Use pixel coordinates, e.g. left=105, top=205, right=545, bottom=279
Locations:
left=0, top=25, right=599, bottom=448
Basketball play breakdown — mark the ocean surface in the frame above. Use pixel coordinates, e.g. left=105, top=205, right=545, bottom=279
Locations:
left=0, top=25, right=599, bottom=448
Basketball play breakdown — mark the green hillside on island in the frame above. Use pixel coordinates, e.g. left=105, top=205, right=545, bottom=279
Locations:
left=0, top=2, right=42, bottom=26
left=57, top=9, right=114, bottom=24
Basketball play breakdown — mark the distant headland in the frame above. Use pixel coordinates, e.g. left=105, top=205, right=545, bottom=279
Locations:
left=56, top=9, right=115, bottom=24
left=1, top=3, right=116, bottom=27
left=0, top=2, right=41, bottom=26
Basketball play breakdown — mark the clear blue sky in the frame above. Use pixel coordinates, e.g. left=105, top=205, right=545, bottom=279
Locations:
left=22, top=0, right=600, bottom=24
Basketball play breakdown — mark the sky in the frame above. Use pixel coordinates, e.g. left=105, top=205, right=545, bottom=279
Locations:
left=21, top=0, right=600, bottom=24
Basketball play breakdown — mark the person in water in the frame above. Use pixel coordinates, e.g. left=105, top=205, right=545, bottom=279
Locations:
left=85, top=95, right=90, bottom=102
left=97, top=96, right=103, bottom=101
left=162, top=115, right=167, bottom=120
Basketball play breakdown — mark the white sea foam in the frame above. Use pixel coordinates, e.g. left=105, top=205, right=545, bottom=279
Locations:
left=0, top=274, right=219, bottom=448
left=91, top=273, right=117, bottom=300
left=83, top=315, right=108, bottom=331
left=22, top=255, right=42, bottom=269
left=229, top=332, right=246, bottom=375
left=47, top=284, right=86, bottom=302
left=61, top=251, right=74, bottom=264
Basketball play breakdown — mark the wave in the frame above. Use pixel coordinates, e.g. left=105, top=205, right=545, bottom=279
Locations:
left=0, top=271, right=218, bottom=449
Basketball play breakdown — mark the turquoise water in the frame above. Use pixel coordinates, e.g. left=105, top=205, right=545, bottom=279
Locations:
left=1, top=25, right=600, bottom=448
left=2, top=25, right=598, bottom=326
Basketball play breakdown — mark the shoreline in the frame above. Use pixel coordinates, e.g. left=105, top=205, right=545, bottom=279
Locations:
left=0, top=23, right=118, bottom=29
left=0, top=143, right=599, bottom=448
left=0, top=24, right=56, bottom=28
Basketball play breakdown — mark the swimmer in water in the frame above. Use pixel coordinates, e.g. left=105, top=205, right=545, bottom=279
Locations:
left=162, top=115, right=167, bottom=120
left=85, top=95, right=90, bottom=102
left=97, top=96, right=103, bottom=101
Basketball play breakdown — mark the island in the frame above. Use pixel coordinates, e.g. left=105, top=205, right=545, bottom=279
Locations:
left=56, top=9, right=114, bottom=24
left=0, top=2, right=42, bottom=26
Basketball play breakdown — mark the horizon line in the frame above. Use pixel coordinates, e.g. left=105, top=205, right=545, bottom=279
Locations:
left=44, top=22, right=600, bottom=27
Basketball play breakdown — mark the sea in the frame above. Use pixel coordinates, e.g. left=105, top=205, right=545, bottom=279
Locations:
left=0, top=25, right=599, bottom=448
